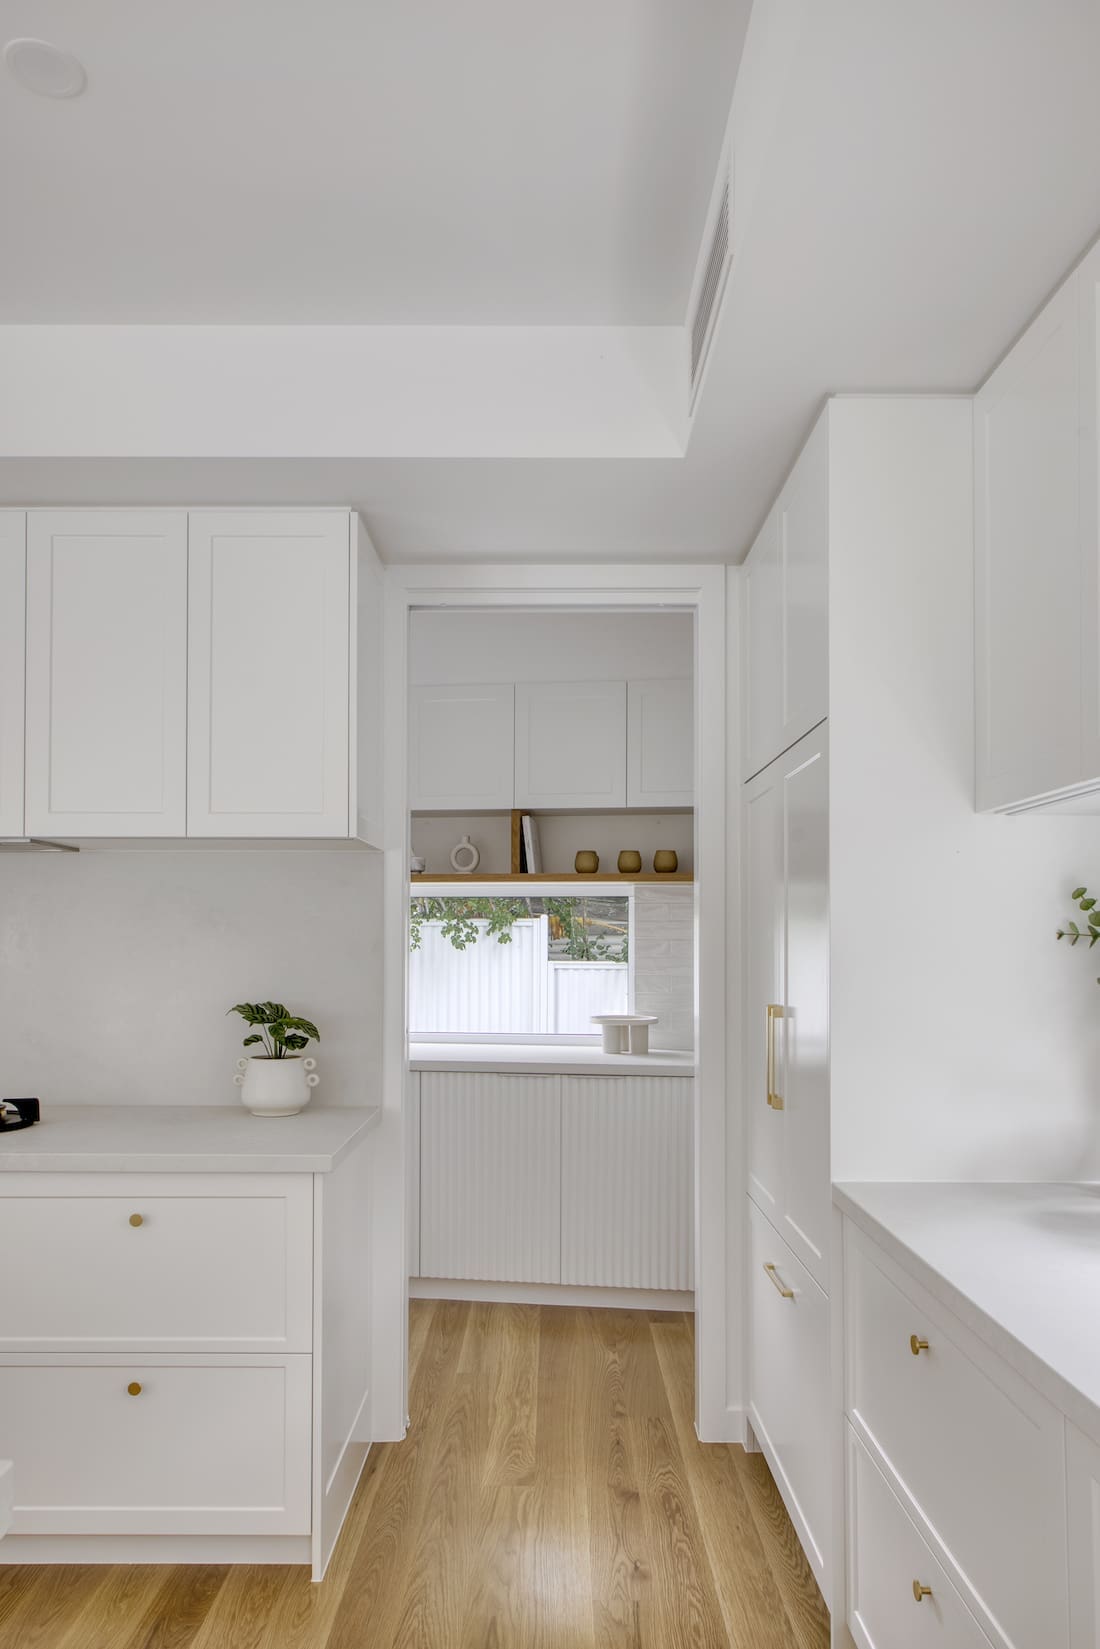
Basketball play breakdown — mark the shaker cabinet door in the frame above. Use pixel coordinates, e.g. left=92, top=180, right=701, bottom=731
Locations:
left=187, top=512, right=351, bottom=837
left=515, top=680, right=627, bottom=809
left=408, top=683, right=515, bottom=810
left=0, top=512, right=26, bottom=838
left=626, top=678, right=693, bottom=807
left=25, top=510, right=187, bottom=836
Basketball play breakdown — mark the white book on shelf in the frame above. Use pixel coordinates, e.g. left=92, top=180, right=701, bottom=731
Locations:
left=522, top=813, right=542, bottom=874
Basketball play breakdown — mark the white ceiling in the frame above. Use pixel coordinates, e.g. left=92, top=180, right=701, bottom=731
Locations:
left=2, top=1, right=1100, bottom=562
left=0, top=0, right=746, bottom=322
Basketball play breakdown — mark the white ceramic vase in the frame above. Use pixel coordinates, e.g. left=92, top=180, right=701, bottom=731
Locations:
left=234, top=1055, right=319, bottom=1116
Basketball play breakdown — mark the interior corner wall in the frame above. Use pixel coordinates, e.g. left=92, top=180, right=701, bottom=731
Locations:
left=828, top=396, right=1100, bottom=1183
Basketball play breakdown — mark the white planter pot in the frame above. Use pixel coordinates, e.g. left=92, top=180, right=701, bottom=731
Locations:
left=234, top=1055, right=318, bottom=1117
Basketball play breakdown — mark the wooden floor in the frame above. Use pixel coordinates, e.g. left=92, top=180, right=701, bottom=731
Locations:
left=0, top=1301, right=829, bottom=1648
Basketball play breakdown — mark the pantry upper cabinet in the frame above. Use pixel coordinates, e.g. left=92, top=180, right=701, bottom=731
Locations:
left=0, top=513, right=26, bottom=838
left=25, top=511, right=188, bottom=836
left=408, top=684, right=515, bottom=811
left=515, top=681, right=628, bottom=809
left=976, top=240, right=1100, bottom=812
left=187, top=512, right=352, bottom=837
left=743, top=416, right=829, bottom=781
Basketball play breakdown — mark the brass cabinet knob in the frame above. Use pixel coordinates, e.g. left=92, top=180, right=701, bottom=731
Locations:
left=127, top=1381, right=142, bottom=1396
left=912, top=1581, right=932, bottom=1602
left=129, top=1213, right=144, bottom=1228
left=910, top=1334, right=929, bottom=1356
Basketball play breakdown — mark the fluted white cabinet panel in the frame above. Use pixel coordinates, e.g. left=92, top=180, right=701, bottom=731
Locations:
left=560, top=1077, right=693, bottom=1290
left=419, top=1073, right=560, bottom=1283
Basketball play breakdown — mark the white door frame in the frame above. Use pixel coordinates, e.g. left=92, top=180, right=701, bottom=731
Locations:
left=372, top=563, right=740, bottom=1443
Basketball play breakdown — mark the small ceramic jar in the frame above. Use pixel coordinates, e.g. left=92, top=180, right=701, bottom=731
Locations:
left=617, top=849, right=642, bottom=874
left=653, top=849, right=679, bottom=873
left=574, top=850, right=599, bottom=874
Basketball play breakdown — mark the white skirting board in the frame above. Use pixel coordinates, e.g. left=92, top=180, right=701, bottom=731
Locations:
left=0, top=1533, right=313, bottom=1565
left=410, top=1277, right=693, bottom=1312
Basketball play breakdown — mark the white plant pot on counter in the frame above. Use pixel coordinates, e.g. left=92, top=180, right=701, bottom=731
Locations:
left=234, top=1055, right=319, bottom=1116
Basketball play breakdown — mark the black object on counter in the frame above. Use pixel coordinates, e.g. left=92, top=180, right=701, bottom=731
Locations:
left=0, top=1097, right=40, bottom=1132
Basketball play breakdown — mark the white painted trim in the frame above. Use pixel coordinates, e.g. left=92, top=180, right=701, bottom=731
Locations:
left=381, top=563, right=732, bottom=1443
left=0, top=1534, right=312, bottom=1566
left=694, top=1404, right=747, bottom=1446
left=410, top=1278, right=693, bottom=1312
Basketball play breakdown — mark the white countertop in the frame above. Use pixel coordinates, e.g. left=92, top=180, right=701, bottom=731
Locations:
left=409, top=1041, right=695, bottom=1077
left=835, top=1181, right=1100, bottom=1439
left=0, top=1105, right=380, bottom=1174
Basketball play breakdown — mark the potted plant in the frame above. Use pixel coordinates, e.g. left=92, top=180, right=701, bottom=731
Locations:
left=228, top=1001, right=321, bottom=1116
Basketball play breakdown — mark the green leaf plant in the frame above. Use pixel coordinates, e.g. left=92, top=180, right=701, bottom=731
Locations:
left=1056, top=887, right=1100, bottom=983
left=228, top=1001, right=320, bottom=1059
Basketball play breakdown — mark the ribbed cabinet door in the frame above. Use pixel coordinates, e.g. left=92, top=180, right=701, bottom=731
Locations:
left=0, top=513, right=25, bottom=837
left=419, top=1073, right=561, bottom=1283
left=560, top=1077, right=693, bottom=1290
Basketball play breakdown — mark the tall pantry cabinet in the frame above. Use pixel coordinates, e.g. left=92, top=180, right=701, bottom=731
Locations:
left=740, top=396, right=975, bottom=1624
left=741, top=417, right=831, bottom=1597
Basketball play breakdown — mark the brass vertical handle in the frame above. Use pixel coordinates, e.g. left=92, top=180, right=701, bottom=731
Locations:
left=763, top=1262, right=795, bottom=1299
left=766, top=1005, right=785, bottom=1109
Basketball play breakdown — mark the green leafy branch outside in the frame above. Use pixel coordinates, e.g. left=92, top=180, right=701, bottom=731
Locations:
left=409, top=896, right=628, bottom=962
left=228, top=1001, right=321, bottom=1059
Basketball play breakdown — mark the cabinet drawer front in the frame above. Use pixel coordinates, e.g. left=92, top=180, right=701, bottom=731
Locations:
left=747, top=1197, right=830, bottom=1592
left=847, top=1428, right=992, bottom=1649
left=0, top=1357, right=311, bottom=1535
left=0, top=1180, right=312, bottom=1352
left=846, top=1226, right=1067, bottom=1649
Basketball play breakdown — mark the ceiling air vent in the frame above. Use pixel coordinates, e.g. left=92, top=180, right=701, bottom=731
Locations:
left=689, top=171, right=731, bottom=408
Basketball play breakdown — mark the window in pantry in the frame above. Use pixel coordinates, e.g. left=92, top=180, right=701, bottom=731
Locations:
left=408, top=890, right=631, bottom=1040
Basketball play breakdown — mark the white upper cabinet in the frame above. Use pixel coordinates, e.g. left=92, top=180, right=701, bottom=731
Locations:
left=187, top=512, right=351, bottom=837
left=0, top=513, right=25, bottom=838
left=626, top=678, right=693, bottom=807
left=25, top=511, right=188, bottom=837
left=743, top=415, right=829, bottom=781
left=976, top=240, right=1100, bottom=812
left=515, top=680, right=628, bottom=809
left=408, top=684, right=515, bottom=811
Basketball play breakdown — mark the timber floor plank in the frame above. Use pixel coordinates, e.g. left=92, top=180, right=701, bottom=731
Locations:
left=0, top=1302, right=828, bottom=1649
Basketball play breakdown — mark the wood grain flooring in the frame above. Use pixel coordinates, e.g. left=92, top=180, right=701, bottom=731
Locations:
left=0, top=1302, right=829, bottom=1648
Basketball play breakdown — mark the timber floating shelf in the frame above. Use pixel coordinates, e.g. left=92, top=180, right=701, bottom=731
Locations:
left=410, top=872, right=694, bottom=884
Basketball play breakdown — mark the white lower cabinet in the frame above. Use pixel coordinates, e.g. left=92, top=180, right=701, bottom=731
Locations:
left=416, top=1070, right=693, bottom=1293
left=842, top=1216, right=1071, bottom=1649
left=419, top=1073, right=561, bottom=1283
left=560, top=1076, right=692, bottom=1290
left=1068, top=1420, right=1100, bottom=1649
left=0, top=1152, right=372, bottom=1578
left=747, top=1195, right=829, bottom=1593
left=847, top=1430, right=990, bottom=1649
left=3, top=1356, right=312, bottom=1536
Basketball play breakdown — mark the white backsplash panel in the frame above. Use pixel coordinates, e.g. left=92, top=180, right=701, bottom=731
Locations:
left=0, top=850, right=383, bottom=1108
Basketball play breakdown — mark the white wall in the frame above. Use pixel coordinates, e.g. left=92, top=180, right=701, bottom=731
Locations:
left=408, top=609, right=693, bottom=685
left=0, top=850, right=383, bottom=1109
left=828, top=397, right=1100, bottom=1181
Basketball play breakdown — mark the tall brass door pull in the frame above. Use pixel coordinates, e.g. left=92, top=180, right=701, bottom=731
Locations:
left=766, top=1004, right=786, bottom=1109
